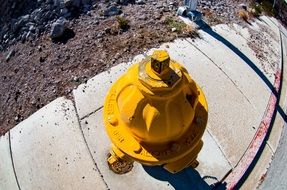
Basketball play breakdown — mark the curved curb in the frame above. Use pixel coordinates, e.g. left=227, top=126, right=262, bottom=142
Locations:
left=222, top=31, right=284, bottom=190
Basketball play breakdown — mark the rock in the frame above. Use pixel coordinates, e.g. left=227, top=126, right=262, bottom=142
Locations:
left=5, top=49, right=15, bottom=62
left=26, top=31, right=35, bottom=40
left=81, top=0, right=90, bottom=5
left=82, top=4, right=91, bottom=12
left=53, top=0, right=62, bottom=6
left=104, top=6, right=122, bottom=16
left=169, top=1, right=175, bottom=6
left=115, top=0, right=130, bottom=5
left=14, top=115, right=19, bottom=122
left=135, top=0, right=145, bottom=5
left=37, top=45, right=42, bottom=51
left=20, top=14, right=30, bottom=23
left=50, top=17, right=68, bottom=39
left=60, top=8, right=69, bottom=15
left=171, top=27, right=176, bottom=32
left=73, top=76, right=79, bottom=82
left=21, top=32, right=27, bottom=42
left=240, top=3, right=247, bottom=10
left=29, top=25, right=36, bottom=32
left=139, top=15, right=147, bottom=20
left=64, top=0, right=81, bottom=8
left=3, top=33, right=8, bottom=40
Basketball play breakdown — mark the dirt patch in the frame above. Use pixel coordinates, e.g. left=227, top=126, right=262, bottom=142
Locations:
left=0, top=2, right=189, bottom=134
left=0, top=0, right=277, bottom=135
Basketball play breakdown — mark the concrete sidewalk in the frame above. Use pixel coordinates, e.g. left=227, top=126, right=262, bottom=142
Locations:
left=0, top=16, right=284, bottom=190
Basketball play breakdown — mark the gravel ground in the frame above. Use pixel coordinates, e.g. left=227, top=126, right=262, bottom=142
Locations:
left=0, top=0, right=267, bottom=135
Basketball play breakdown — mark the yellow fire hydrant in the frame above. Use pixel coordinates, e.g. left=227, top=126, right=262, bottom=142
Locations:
left=103, top=50, right=208, bottom=174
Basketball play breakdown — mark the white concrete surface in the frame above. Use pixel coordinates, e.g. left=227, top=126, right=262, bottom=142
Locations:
left=261, top=16, right=281, bottom=40
left=73, top=62, right=131, bottom=119
left=10, top=97, right=107, bottom=190
left=80, top=109, right=231, bottom=189
left=197, top=129, right=232, bottom=185
left=0, top=133, right=19, bottom=190
left=73, top=54, right=145, bottom=119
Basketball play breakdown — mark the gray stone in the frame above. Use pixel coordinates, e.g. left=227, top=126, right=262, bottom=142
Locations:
left=29, top=25, right=36, bottom=32
left=10, top=97, right=107, bottom=190
left=104, top=6, right=122, bottom=16
left=64, top=0, right=81, bottom=8
left=115, top=0, right=130, bottom=4
left=5, top=49, right=15, bottom=62
left=50, top=17, right=68, bottom=39
left=53, top=0, right=63, bottom=6
left=21, top=32, right=27, bottom=41
left=26, top=31, right=35, bottom=40
left=135, top=0, right=145, bottom=4
left=240, top=3, right=247, bottom=10
left=60, top=8, right=69, bottom=15
left=3, top=33, right=8, bottom=40
left=81, top=0, right=90, bottom=5
left=20, top=14, right=30, bottom=23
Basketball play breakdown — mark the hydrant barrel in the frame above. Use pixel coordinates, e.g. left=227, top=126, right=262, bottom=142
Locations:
left=104, top=50, right=208, bottom=173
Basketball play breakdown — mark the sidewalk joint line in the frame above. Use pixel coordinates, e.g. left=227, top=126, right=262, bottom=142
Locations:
left=266, top=16, right=287, bottom=39
left=206, top=129, right=233, bottom=168
left=80, top=106, right=104, bottom=121
left=8, top=131, right=22, bottom=190
left=71, top=100, right=110, bottom=190
left=266, top=141, right=275, bottom=155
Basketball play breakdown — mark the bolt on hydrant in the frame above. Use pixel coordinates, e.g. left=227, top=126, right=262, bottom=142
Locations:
left=103, top=50, right=208, bottom=174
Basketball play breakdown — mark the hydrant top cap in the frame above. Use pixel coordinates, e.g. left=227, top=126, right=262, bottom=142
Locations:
left=151, top=50, right=170, bottom=75
left=151, top=50, right=170, bottom=62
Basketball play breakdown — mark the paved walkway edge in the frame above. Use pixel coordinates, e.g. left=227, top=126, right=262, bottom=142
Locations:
left=221, top=19, right=284, bottom=190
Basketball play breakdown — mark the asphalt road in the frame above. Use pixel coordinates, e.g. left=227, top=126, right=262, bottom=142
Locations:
left=260, top=123, right=287, bottom=190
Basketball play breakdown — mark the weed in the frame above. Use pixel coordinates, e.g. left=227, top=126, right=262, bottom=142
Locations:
left=182, top=25, right=200, bottom=38
left=202, top=10, right=223, bottom=25
left=164, top=17, right=187, bottom=33
left=238, top=10, right=249, bottom=21
left=250, top=2, right=262, bottom=17
left=261, top=0, right=275, bottom=16
left=116, top=16, right=129, bottom=30
left=249, top=0, right=275, bottom=17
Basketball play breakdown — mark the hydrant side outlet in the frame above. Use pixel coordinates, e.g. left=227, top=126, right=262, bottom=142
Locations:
left=104, top=50, right=208, bottom=174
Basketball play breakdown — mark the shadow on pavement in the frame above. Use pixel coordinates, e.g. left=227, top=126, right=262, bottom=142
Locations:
left=194, top=20, right=278, bottom=96
left=142, top=165, right=227, bottom=190
left=192, top=19, right=287, bottom=189
left=196, top=20, right=287, bottom=122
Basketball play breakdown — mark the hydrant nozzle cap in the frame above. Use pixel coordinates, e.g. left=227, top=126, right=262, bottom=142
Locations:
left=151, top=50, right=170, bottom=76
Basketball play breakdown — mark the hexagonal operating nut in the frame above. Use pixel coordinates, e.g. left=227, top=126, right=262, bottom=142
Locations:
left=151, top=50, right=170, bottom=75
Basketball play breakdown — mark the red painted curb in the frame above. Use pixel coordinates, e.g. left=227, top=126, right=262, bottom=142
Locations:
left=224, top=68, right=281, bottom=190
